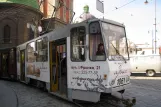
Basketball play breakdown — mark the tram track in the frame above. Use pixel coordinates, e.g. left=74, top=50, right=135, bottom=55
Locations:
left=1, top=79, right=136, bottom=107
left=74, top=95, right=126, bottom=107
left=74, top=93, right=136, bottom=107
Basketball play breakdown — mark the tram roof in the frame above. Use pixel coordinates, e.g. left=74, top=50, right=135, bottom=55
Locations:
left=99, top=18, right=125, bottom=27
left=0, top=47, right=16, bottom=50
left=38, top=18, right=125, bottom=41
left=17, top=24, right=71, bottom=49
left=76, top=18, right=125, bottom=27
left=17, top=18, right=125, bottom=49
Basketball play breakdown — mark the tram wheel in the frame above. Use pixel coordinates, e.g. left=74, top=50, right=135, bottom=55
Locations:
left=146, top=70, right=155, bottom=77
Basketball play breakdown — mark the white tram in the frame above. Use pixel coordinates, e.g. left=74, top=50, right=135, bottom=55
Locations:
left=17, top=18, right=131, bottom=102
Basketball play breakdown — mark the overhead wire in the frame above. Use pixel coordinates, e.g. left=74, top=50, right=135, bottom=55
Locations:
left=100, top=0, right=138, bottom=18
left=0, top=0, right=138, bottom=22
left=0, top=0, right=140, bottom=22
left=112, top=0, right=138, bottom=11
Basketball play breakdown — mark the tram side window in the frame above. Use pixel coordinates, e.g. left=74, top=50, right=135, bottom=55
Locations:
left=27, top=42, right=36, bottom=62
left=10, top=49, right=14, bottom=64
left=17, top=48, right=20, bottom=63
left=0, top=53, right=1, bottom=70
left=71, top=27, right=86, bottom=61
left=36, top=37, right=48, bottom=62
left=89, top=22, right=106, bottom=61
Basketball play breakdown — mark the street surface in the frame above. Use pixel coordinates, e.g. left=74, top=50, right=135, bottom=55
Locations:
left=0, top=80, right=76, bottom=107
left=124, top=74, right=161, bottom=107
left=0, top=81, right=17, bottom=107
left=1, top=75, right=161, bottom=107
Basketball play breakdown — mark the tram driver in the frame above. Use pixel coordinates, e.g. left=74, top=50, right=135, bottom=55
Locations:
left=96, top=43, right=105, bottom=55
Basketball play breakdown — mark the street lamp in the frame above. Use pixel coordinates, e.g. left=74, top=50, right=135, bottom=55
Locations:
left=145, top=0, right=157, bottom=54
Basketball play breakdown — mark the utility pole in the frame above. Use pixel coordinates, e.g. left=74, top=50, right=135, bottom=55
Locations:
left=154, top=0, right=157, bottom=54
left=152, top=30, right=154, bottom=54
left=145, top=0, right=157, bottom=54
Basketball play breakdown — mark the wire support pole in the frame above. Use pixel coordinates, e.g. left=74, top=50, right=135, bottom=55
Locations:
left=154, top=0, right=157, bottom=54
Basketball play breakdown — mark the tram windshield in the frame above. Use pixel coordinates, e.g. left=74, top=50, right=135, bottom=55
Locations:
left=101, top=22, right=129, bottom=60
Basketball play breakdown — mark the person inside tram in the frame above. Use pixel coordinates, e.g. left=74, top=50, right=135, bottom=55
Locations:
left=96, top=43, right=105, bottom=55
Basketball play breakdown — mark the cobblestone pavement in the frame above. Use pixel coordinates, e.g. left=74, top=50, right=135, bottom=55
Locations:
left=2, top=76, right=161, bottom=107
left=0, top=80, right=127, bottom=107
left=124, top=76, right=161, bottom=107
left=0, top=80, right=77, bottom=107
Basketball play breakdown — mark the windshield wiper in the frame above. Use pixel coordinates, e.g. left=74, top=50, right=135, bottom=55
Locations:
left=110, top=42, right=127, bottom=63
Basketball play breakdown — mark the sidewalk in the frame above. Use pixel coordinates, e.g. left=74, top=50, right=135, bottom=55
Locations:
left=0, top=81, right=18, bottom=107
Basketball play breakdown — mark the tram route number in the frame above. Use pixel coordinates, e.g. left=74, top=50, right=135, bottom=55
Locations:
left=117, top=76, right=130, bottom=86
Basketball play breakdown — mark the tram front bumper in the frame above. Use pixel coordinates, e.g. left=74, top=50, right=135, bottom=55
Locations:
left=104, top=83, right=130, bottom=93
left=111, top=83, right=130, bottom=92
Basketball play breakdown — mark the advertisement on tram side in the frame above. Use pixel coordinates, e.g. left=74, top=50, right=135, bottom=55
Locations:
left=26, top=62, right=50, bottom=82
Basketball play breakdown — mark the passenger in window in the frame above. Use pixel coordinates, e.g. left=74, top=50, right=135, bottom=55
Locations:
left=96, top=43, right=105, bottom=55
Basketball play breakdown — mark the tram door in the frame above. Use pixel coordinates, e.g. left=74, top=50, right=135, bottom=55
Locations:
left=50, top=39, right=67, bottom=95
left=0, top=53, right=2, bottom=77
left=8, top=49, right=16, bottom=79
left=1, top=53, right=9, bottom=78
left=20, top=50, right=25, bottom=81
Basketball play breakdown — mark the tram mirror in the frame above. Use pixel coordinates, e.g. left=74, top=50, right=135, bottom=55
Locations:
left=89, top=22, right=100, bottom=34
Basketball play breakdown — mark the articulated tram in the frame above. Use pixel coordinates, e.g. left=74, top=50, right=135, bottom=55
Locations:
left=0, top=47, right=17, bottom=80
left=16, top=18, right=131, bottom=102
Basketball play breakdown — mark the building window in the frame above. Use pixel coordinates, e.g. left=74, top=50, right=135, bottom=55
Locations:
left=17, top=48, right=20, bottom=63
left=4, top=25, right=10, bottom=43
left=10, top=49, right=15, bottom=64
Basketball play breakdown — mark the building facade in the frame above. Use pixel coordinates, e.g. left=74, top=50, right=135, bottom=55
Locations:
left=135, top=44, right=159, bottom=55
left=0, top=0, right=42, bottom=48
left=38, top=0, right=73, bottom=23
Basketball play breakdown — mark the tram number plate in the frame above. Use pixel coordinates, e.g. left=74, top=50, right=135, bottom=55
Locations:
left=117, top=76, right=130, bottom=86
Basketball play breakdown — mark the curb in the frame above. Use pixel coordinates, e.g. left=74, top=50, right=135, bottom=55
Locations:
left=130, top=76, right=161, bottom=80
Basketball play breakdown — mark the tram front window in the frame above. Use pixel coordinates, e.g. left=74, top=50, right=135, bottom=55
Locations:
left=89, top=22, right=106, bottom=61
left=101, top=22, right=129, bottom=60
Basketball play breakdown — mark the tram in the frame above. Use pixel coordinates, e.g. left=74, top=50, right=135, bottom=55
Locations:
left=17, top=18, right=131, bottom=102
left=0, top=47, right=17, bottom=80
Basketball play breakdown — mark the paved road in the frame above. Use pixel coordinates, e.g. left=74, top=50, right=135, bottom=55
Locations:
left=0, top=81, right=18, bottom=107
left=124, top=76, right=161, bottom=107
left=0, top=80, right=76, bottom=107
left=1, top=76, right=161, bottom=107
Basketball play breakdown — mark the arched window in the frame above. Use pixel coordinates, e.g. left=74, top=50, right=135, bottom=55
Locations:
left=4, top=25, right=10, bottom=43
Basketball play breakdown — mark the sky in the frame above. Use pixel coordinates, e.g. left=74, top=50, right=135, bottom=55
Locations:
left=73, top=0, right=161, bottom=47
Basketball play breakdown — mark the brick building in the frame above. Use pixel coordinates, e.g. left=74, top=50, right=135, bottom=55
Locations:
left=0, top=0, right=74, bottom=49
left=0, top=0, right=42, bottom=48
left=39, top=0, right=73, bottom=23
left=38, top=0, right=73, bottom=31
